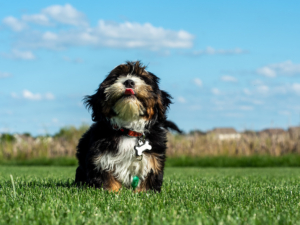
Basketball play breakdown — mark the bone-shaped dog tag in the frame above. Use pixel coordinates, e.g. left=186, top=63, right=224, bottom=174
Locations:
left=134, top=140, right=152, bottom=156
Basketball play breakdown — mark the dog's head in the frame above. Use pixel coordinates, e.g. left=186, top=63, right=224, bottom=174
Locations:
left=85, top=61, right=172, bottom=131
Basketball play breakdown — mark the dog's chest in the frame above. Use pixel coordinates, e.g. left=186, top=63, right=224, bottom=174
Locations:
left=95, top=136, right=151, bottom=188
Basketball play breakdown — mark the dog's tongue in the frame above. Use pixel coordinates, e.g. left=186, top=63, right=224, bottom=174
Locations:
left=125, top=88, right=135, bottom=95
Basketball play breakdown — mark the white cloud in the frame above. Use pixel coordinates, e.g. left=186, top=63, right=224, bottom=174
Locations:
left=211, top=88, right=220, bottom=95
left=22, top=14, right=51, bottom=26
left=192, top=46, right=247, bottom=56
left=42, top=4, right=88, bottom=26
left=11, top=90, right=55, bottom=101
left=292, top=83, right=300, bottom=94
left=257, top=61, right=300, bottom=77
left=45, top=92, right=55, bottom=100
left=245, top=83, right=300, bottom=96
left=256, top=85, right=269, bottom=94
left=23, top=90, right=42, bottom=100
left=193, top=78, right=203, bottom=87
left=178, top=97, right=186, bottom=103
left=257, top=66, right=276, bottom=77
left=2, top=49, right=36, bottom=60
left=17, top=21, right=194, bottom=50
left=2, top=16, right=27, bottom=31
left=0, top=72, right=12, bottom=78
left=2, top=4, right=194, bottom=51
left=221, top=75, right=237, bottom=82
left=63, top=56, right=84, bottom=63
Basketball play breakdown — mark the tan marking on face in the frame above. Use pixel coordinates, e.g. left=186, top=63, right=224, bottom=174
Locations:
left=145, top=107, right=155, bottom=120
left=135, top=84, right=153, bottom=99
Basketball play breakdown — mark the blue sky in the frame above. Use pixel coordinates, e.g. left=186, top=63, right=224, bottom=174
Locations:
left=1, top=0, right=300, bottom=135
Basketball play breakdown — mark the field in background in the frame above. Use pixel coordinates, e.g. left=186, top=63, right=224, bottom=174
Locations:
left=1, top=125, right=300, bottom=166
left=1, top=166, right=300, bottom=224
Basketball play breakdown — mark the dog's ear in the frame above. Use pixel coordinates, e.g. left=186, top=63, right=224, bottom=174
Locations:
left=156, top=90, right=172, bottom=121
left=84, top=91, right=103, bottom=122
left=157, top=91, right=182, bottom=133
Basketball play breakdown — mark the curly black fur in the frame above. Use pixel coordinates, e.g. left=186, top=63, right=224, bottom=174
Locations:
left=75, top=61, right=180, bottom=192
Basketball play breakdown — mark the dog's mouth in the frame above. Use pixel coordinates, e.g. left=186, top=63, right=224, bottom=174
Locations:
left=113, top=91, right=145, bottom=120
left=123, top=88, right=137, bottom=100
left=124, top=88, right=135, bottom=96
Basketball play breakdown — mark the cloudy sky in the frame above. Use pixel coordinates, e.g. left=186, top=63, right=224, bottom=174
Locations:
left=1, top=0, right=300, bottom=135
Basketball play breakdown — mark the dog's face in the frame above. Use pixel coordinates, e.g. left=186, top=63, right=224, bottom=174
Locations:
left=85, top=61, right=171, bottom=128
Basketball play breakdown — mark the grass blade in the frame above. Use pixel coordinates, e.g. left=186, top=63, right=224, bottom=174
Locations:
left=10, top=174, right=16, bottom=199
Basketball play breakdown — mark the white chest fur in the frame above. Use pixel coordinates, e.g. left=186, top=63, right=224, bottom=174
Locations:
left=94, top=136, right=151, bottom=188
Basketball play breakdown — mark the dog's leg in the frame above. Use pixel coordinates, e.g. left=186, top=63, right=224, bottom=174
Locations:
left=106, top=174, right=122, bottom=192
left=148, top=170, right=164, bottom=192
left=86, top=163, right=107, bottom=189
left=135, top=179, right=147, bottom=192
left=136, top=170, right=164, bottom=193
left=87, top=171, right=122, bottom=192
left=85, top=161, right=122, bottom=191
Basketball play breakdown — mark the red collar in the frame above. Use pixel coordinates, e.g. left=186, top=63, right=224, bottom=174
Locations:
left=113, top=125, right=143, bottom=137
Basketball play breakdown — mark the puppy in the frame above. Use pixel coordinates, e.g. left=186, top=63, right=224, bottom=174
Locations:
left=75, top=61, right=181, bottom=192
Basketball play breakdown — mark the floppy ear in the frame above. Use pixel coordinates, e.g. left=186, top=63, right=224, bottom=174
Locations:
left=156, top=90, right=172, bottom=121
left=84, top=91, right=103, bottom=122
left=157, top=91, right=182, bottom=133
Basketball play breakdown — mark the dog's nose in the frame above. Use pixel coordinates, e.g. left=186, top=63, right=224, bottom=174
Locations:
left=123, top=79, right=135, bottom=88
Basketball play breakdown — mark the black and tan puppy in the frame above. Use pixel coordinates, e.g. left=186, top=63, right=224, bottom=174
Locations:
left=75, top=61, right=181, bottom=192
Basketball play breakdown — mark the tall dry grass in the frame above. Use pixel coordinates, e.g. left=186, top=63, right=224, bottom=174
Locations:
left=167, top=133, right=300, bottom=157
left=1, top=125, right=300, bottom=160
left=0, top=125, right=89, bottom=160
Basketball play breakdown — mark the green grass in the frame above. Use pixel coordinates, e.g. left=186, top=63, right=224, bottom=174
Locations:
left=1, top=167, right=300, bottom=224
left=0, top=157, right=78, bottom=166
left=2, top=155, right=300, bottom=167
left=165, top=155, right=300, bottom=167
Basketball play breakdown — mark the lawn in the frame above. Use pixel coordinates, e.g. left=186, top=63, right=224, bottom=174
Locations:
left=0, top=167, right=300, bottom=225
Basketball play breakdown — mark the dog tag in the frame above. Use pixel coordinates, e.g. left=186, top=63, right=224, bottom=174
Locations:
left=131, top=176, right=139, bottom=190
left=134, top=140, right=152, bottom=156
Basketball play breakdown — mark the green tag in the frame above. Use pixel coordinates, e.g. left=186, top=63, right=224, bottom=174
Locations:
left=131, top=176, right=139, bottom=190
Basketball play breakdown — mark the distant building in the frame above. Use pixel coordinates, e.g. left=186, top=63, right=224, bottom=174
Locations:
left=288, top=126, right=300, bottom=139
left=242, top=130, right=257, bottom=137
left=189, top=129, right=206, bottom=136
left=207, top=128, right=241, bottom=140
left=258, top=128, right=286, bottom=138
